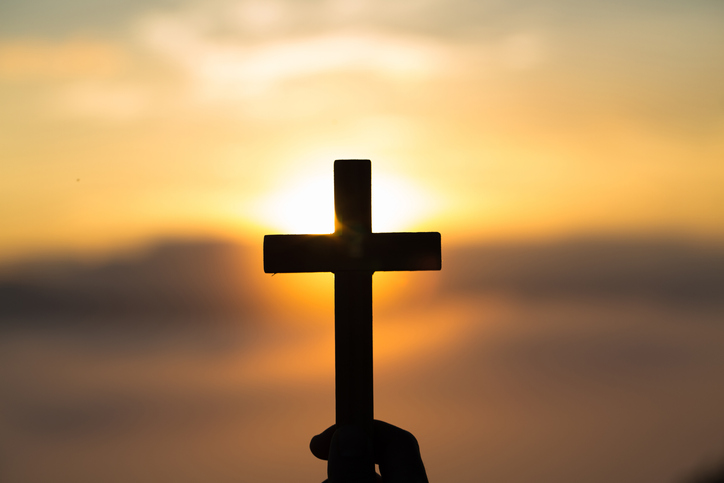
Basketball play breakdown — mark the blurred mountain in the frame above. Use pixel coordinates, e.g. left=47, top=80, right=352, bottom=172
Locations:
left=443, top=238, right=724, bottom=308
left=1, top=236, right=722, bottom=327
left=0, top=240, right=258, bottom=326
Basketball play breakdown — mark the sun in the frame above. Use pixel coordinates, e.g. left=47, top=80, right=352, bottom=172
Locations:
left=256, top=171, right=434, bottom=234
left=260, top=176, right=335, bottom=234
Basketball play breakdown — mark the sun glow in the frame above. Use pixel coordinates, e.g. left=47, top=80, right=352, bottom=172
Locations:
left=256, top=171, right=436, bottom=235
left=259, top=176, right=335, bottom=234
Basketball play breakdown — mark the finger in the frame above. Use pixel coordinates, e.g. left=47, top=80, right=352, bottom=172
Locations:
left=310, top=424, right=337, bottom=461
left=373, top=420, right=429, bottom=483
left=328, top=424, right=377, bottom=483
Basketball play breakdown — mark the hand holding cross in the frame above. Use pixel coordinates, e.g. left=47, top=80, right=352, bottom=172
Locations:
left=264, top=160, right=441, bottom=478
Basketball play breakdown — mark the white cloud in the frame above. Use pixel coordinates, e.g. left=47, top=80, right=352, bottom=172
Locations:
left=139, top=11, right=452, bottom=97
left=222, top=33, right=442, bottom=81
left=127, top=1, right=546, bottom=117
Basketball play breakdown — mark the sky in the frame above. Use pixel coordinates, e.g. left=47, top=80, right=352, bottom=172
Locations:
left=1, top=0, right=723, bottom=261
left=1, top=1, right=724, bottom=483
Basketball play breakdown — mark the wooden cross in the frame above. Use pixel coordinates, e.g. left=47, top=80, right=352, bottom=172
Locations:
left=263, top=159, right=441, bottom=438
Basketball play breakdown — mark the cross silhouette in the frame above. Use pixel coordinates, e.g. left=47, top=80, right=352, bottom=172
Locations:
left=263, top=159, right=441, bottom=438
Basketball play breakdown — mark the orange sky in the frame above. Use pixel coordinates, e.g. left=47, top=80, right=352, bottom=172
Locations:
left=1, top=0, right=723, bottom=263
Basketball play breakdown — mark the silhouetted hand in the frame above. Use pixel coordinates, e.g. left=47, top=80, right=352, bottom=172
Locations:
left=310, top=420, right=429, bottom=483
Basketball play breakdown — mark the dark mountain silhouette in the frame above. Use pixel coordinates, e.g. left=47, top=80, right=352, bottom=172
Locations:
left=442, top=238, right=724, bottom=308
left=1, top=236, right=722, bottom=328
left=0, top=239, right=258, bottom=326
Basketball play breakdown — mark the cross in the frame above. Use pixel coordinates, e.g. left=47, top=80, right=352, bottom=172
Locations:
left=263, top=160, right=441, bottom=458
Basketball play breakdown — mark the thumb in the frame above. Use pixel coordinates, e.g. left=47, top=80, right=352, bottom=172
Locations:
left=328, top=424, right=377, bottom=483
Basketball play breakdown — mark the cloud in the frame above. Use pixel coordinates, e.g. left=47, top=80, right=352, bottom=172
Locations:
left=0, top=0, right=547, bottom=120
left=139, top=13, right=453, bottom=95
left=128, top=2, right=549, bottom=119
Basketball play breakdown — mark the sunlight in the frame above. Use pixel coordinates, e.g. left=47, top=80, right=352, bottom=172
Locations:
left=371, top=175, right=434, bottom=233
left=261, top=176, right=335, bottom=234
left=257, top=171, right=436, bottom=235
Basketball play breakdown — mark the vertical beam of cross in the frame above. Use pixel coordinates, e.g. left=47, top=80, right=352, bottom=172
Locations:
left=333, top=161, right=374, bottom=427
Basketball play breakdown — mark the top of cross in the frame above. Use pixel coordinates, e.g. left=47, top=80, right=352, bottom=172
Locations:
left=264, top=160, right=441, bottom=274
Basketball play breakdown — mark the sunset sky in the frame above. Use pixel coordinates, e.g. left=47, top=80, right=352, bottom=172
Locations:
left=2, top=0, right=723, bottom=261
left=2, top=2, right=724, bottom=483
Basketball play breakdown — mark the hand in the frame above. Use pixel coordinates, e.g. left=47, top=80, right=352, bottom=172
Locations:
left=310, top=420, right=429, bottom=483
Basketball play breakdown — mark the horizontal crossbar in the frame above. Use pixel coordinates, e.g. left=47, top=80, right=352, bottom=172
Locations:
left=264, top=232, right=441, bottom=273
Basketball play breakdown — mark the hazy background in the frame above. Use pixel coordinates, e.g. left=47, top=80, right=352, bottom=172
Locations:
left=1, top=0, right=723, bottom=482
